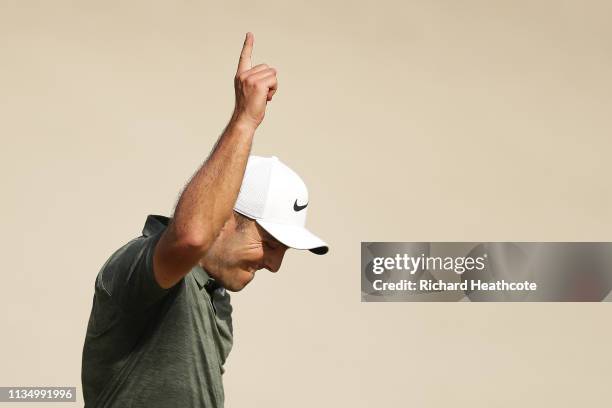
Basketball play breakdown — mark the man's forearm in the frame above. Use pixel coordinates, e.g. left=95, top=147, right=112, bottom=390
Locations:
left=169, top=118, right=255, bottom=250
left=151, top=33, right=278, bottom=288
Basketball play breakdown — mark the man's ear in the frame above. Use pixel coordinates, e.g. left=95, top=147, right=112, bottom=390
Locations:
left=220, top=215, right=236, bottom=233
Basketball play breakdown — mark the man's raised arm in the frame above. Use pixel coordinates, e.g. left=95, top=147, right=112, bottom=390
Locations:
left=153, top=32, right=278, bottom=289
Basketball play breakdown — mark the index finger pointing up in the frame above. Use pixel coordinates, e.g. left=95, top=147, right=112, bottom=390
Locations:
left=237, top=32, right=254, bottom=75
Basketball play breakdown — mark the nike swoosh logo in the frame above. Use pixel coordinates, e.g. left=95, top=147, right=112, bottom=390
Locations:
left=293, top=199, right=308, bottom=212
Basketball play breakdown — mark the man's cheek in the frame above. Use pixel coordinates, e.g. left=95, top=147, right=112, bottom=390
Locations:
left=242, top=249, right=264, bottom=264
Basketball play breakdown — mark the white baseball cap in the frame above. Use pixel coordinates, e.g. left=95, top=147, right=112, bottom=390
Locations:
left=234, top=155, right=328, bottom=255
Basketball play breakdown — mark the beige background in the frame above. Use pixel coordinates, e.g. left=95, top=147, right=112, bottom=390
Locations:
left=1, top=0, right=612, bottom=406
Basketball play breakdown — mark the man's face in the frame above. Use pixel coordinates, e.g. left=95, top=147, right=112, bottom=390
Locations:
left=200, top=214, right=288, bottom=291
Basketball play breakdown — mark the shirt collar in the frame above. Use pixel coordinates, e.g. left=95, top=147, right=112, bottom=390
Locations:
left=194, top=265, right=214, bottom=290
left=142, top=214, right=215, bottom=291
left=142, top=214, right=170, bottom=237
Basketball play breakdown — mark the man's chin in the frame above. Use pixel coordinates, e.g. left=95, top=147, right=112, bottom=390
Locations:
left=223, top=271, right=255, bottom=292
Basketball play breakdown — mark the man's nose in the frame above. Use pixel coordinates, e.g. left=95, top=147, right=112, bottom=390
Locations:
left=264, top=248, right=287, bottom=273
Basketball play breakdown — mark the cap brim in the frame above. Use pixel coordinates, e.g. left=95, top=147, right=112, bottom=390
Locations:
left=256, top=220, right=329, bottom=255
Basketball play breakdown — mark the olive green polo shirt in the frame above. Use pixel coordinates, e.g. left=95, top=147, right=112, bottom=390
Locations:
left=82, top=215, right=233, bottom=408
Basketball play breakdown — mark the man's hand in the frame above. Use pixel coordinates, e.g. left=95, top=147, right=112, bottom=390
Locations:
left=232, top=32, right=278, bottom=129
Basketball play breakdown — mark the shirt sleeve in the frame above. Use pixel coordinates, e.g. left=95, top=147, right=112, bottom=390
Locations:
left=95, top=229, right=170, bottom=314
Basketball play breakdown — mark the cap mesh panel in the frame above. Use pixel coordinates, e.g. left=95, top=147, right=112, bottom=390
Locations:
left=234, top=158, right=272, bottom=218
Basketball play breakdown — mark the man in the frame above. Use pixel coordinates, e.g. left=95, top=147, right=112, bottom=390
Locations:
left=81, top=32, right=328, bottom=408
